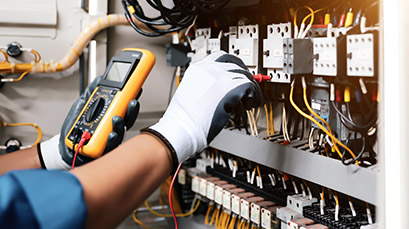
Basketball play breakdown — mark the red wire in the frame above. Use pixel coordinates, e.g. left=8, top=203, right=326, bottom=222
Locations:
left=71, top=131, right=91, bottom=170
left=169, top=162, right=184, bottom=229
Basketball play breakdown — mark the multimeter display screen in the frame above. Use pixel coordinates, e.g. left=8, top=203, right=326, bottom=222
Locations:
left=105, top=62, right=131, bottom=82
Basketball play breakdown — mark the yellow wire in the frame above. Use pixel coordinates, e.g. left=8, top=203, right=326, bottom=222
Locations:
left=205, top=204, right=213, bottom=225
left=334, top=191, right=339, bottom=206
left=302, top=7, right=326, bottom=25
left=176, top=75, right=181, bottom=87
left=289, top=82, right=358, bottom=164
left=245, top=222, right=250, bottom=229
left=0, top=119, right=43, bottom=147
left=209, top=207, right=219, bottom=225
left=301, top=85, right=358, bottom=164
left=132, top=210, right=149, bottom=228
left=256, top=166, right=262, bottom=178
left=264, top=104, right=270, bottom=135
left=269, top=102, right=274, bottom=134
left=228, top=216, right=236, bottom=229
left=294, top=6, right=314, bottom=26
left=143, top=199, right=200, bottom=217
left=321, top=187, right=325, bottom=200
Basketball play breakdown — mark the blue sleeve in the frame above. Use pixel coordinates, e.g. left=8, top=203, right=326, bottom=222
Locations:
left=0, top=169, right=87, bottom=229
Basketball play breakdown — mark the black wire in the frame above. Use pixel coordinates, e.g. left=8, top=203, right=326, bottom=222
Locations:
left=341, top=134, right=366, bottom=165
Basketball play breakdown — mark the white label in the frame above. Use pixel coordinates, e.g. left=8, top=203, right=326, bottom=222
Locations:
left=232, top=195, right=241, bottom=215
left=199, top=178, right=207, bottom=196
left=243, top=48, right=251, bottom=56
left=311, top=102, right=321, bottom=111
left=251, top=203, right=261, bottom=225
left=178, top=169, right=186, bottom=185
left=322, top=52, right=335, bottom=62
left=273, top=49, right=283, bottom=57
left=215, top=186, right=223, bottom=205
left=261, top=208, right=271, bottom=229
left=192, top=176, right=199, bottom=193
left=207, top=182, right=215, bottom=200
left=241, top=199, right=250, bottom=220
left=223, top=191, right=232, bottom=210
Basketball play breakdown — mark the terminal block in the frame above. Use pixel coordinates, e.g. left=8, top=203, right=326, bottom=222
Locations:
left=263, top=23, right=292, bottom=83
left=283, top=38, right=313, bottom=75
left=346, top=33, right=375, bottom=77
left=313, top=37, right=346, bottom=76
left=230, top=25, right=259, bottom=74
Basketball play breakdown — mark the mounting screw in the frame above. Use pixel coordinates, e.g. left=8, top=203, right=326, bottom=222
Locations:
left=7, top=42, right=22, bottom=57
left=234, top=49, right=240, bottom=55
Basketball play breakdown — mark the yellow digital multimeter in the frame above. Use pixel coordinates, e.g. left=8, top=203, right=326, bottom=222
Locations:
left=65, top=48, right=155, bottom=158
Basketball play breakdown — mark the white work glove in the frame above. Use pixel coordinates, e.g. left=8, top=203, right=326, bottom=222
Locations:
left=142, top=51, right=263, bottom=172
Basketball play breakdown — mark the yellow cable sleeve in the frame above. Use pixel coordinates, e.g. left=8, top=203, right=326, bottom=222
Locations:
left=324, top=13, right=331, bottom=25
left=345, top=11, right=354, bottom=27
left=143, top=199, right=200, bottom=218
left=132, top=210, right=149, bottom=228
left=344, top=87, right=351, bottom=103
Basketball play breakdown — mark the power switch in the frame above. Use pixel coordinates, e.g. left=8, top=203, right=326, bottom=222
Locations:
left=86, top=97, right=105, bottom=122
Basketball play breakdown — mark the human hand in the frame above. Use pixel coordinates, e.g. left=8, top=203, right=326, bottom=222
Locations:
left=143, top=51, right=263, bottom=172
left=39, top=76, right=141, bottom=169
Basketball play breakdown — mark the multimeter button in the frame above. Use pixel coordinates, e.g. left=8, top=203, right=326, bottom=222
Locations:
left=110, top=90, right=117, bottom=95
left=85, top=97, right=105, bottom=122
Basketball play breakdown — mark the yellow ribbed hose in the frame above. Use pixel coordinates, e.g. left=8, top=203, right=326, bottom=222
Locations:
left=0, top=14, right=167, bottom=76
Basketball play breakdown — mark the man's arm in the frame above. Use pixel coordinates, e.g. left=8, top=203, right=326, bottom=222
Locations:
left=0, top=147, right=41, bottom=175
left=73, top=133, right=171, bottom=228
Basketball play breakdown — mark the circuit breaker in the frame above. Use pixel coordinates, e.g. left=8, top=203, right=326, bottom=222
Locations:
left=283, top=38, right=313, bottom=75
left=346, top=33, right=375, bottom=77
left=263, top=23, right=292, bottom=83
left=190, top=28, right=211, bottom=63
left=230, top=25, right=259, bottom=75
left=313, top=37, right=346, bottom=76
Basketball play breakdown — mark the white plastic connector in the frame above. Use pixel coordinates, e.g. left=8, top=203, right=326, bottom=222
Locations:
left=268, top=174, right=276, bottom=186
left=301, top=77, right=307, bottom=89
left=298, top=23, right=305, bottom=39
left=359, top=78, right=368, bottom=94
left=300, top=184, right=306, bottom=197
left=349, top=200, right=357, bottom=217
left=335, top=205, right=340, bottom=221
left=360, top=16, right=367, bottom=33
left=292, top=181, right=299, bottom=194
left=300, top=24, right=312, bottom=38
left=251, top=170, right=256, bottom=185
left=320, top=199, right=325, bottom=215
left=330, top=84, right=335, bottom=101
left=294, top=25, right=299, bottom=39
left=367, top=206, right=373, bottom=224
left=247, top=170, right=251, bottom=183
left=327, top=23, right=333, bottom=37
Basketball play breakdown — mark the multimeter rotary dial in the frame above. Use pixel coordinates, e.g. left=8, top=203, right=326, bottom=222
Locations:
left=85, top=97, right=105, bottom=123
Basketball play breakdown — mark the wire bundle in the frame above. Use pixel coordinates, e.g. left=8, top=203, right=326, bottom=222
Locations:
left=122, top=0, right=231, bottom=37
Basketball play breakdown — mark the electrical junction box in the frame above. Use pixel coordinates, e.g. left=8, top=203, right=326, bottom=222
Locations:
left=346, top=33, right=375, bottom=77
left=263, top=22, right=292, bottom=83
left=190, top=28, right=211, bottom=63
left=313, top=37, right=346, bottom=76
left=230, top=24, right=259, bottom=75
left=283, top=38, right=313, bottom=75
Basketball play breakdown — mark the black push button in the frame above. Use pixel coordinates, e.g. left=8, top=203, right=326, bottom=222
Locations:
left=85, top=97, right=105, bottom=122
